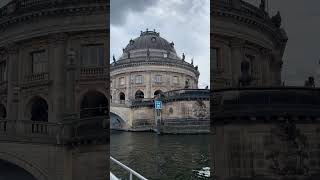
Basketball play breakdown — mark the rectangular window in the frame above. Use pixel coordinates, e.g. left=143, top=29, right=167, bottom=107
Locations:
left=135, top=75, right=143, bottom=84
left=212, top=48, right=220, bottom=69
left=155, top=75, right=162, bottom=83
left=0, top=61, right=6, bottom=82
left=81, top=44, right=104, bottom=66
left=173, top=76, right=179, bottom=84
left=119, top=77, right=125, bottom=85
left=31, top=50, right=47, bottom=74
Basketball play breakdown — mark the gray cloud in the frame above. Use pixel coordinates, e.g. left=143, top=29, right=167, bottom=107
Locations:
left=268, top=0, right=320, bottom=86
left=110, top=0, right=210, bottom=88
left=111, top=0, right=159, bottom=25
left=0, top=0, right=11, bottom=7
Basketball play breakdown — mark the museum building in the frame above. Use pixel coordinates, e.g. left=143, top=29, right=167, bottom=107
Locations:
left=212, top=0, right=320, bottom=179
left=110, top=30, right=210, bottom=133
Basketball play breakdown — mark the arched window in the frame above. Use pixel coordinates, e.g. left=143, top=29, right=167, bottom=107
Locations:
left=135, top=90, right=144, bottom=99
left=0, top=104, right=6, bottom=119
left=29, top=96, right=48, bottom=121
left=80, top=91, right=108, bottom=118
left=154, top=90, right=163, bottom=97
left=119, top=92, right=125, bottom=104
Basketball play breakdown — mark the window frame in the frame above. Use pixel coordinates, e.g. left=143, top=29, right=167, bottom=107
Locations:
left=80, top=44, right=105, bottom=66
left=135, top=75, right=143, bottom=84
left=30, top=50, right=47, bottom=74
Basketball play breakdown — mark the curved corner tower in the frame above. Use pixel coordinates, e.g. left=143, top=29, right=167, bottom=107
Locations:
left=212, top=0, right=288, bottom=89
left=110, top=30, right=210, bottom=133
left=111, top=30, right=199, bottom=104
left=0, top=0, right=109, bottom=179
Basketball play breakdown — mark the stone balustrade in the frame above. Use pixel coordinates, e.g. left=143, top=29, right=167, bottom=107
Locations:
left=213, top=87, right=320, bottom=121
left=24, top=72, right=49, bottom=82
left=79, top=66, right=108, bottom=80
left=163, top=89, right=210, bottom=102
left=0, top=117, right=108, bottom=144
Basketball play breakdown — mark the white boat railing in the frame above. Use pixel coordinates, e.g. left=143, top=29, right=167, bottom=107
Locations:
left=110, top=156, right=148, bottom=180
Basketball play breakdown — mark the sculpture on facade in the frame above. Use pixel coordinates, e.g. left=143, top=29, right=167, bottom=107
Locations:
left=266, top=115, right=309, bottom=176
left=271, top=11, right=282, bottom=28
left=259, top=0, right=266, bottom=11
left=239, top=60, right=252, bottom=86
left=67, top=48, right=76, bottom=65
left=113, top=54, right=116, bottom=63
left=147, top=48, right=150, bottom=57
left=185, top=79, right=189, bottom=88
left=182, top=53, right=185, bottom=61
left=304, top=76, right=315, bottom=87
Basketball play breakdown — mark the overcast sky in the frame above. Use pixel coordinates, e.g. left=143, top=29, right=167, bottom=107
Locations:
left=246, top=0, right=320, bottom=86
left=0, top=0, right=10, bottom=7
left=110, top=0, right=210, bottom=88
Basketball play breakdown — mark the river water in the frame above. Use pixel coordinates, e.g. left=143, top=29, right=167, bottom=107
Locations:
left=110, top=130, right=211, bottom=180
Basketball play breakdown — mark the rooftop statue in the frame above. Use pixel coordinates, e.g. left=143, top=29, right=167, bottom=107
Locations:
left=113, top=54, right=116, bottom=63
left=259, top=0, right=266, bottom=11
left=239, top=60, right=252, bottom=86
left=271, top=11, right=282, bottom=28
left=182, top=53, right=185, bottom=61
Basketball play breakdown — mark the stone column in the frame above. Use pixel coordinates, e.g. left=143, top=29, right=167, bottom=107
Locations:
left=230, top=38, right=244, bottom=87
left=6, top=43, right=19, bottom=120
left=65, top=48, right=77, bottom=116
left=49, top=33, right=68, bottom=122
left=260, top=48, right=270, bottom=86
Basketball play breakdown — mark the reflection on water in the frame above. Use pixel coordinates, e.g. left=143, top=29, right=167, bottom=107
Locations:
left=110, top=130, right=210, bottom=180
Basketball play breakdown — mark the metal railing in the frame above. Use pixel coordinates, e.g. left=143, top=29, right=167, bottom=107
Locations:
left=110, top=156, right=148, bottom=180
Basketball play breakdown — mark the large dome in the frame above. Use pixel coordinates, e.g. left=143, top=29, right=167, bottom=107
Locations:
left=124, top=30, right=176, bottom=53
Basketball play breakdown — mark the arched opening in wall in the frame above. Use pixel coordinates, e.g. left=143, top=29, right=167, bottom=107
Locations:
left=135, top=90, right=144, bottom=99
left=154, top=90, right=163, bottom=97
left=29, top=96, right=48, bottom=122
left=0, top=104, right=6, bottom=119
left=0, top=159, right=37, bottom=180
left=119, top=92, right=125, bottom=104
left=80, top=91, right=108, bottom=118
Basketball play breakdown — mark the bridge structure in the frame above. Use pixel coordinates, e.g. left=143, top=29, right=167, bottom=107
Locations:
left=110, top=89, right=210, bottom=134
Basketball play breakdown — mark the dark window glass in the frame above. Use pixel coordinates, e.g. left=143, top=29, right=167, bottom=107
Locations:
left=81, top=44, right=104, bottom=66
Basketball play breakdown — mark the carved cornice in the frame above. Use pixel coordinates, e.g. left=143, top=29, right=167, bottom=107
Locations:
left=48, top=33, right=69, bottom=45
left=213, top=5, right=288, bottom=46
left=0, top=2, right=107, bottom=31
left=111, top=59, right=200, bottom=76
left=229, top=38, right=245, bottom=48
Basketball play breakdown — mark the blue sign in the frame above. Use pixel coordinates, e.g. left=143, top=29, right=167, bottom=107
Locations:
left=155, top=100, right=162, bottom=110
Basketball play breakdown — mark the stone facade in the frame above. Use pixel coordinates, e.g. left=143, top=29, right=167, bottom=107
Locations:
left=213, top=88, right=320, bottom=179
left=110, top=30, right=209, bottom=133
left=212, top=1, right=320, bottom=179
left=212, top=0, right=288, bottom=89
left=0, top=0, right=108, bottom=179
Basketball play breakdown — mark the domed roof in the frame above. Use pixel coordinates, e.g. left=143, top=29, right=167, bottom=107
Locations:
left=124, top=29, right=176, bottom=53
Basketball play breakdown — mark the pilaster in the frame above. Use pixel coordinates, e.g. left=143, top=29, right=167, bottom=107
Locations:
left=6, top=43, right=19, bottom=120
left=48, top=33, right=68, bottom=122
